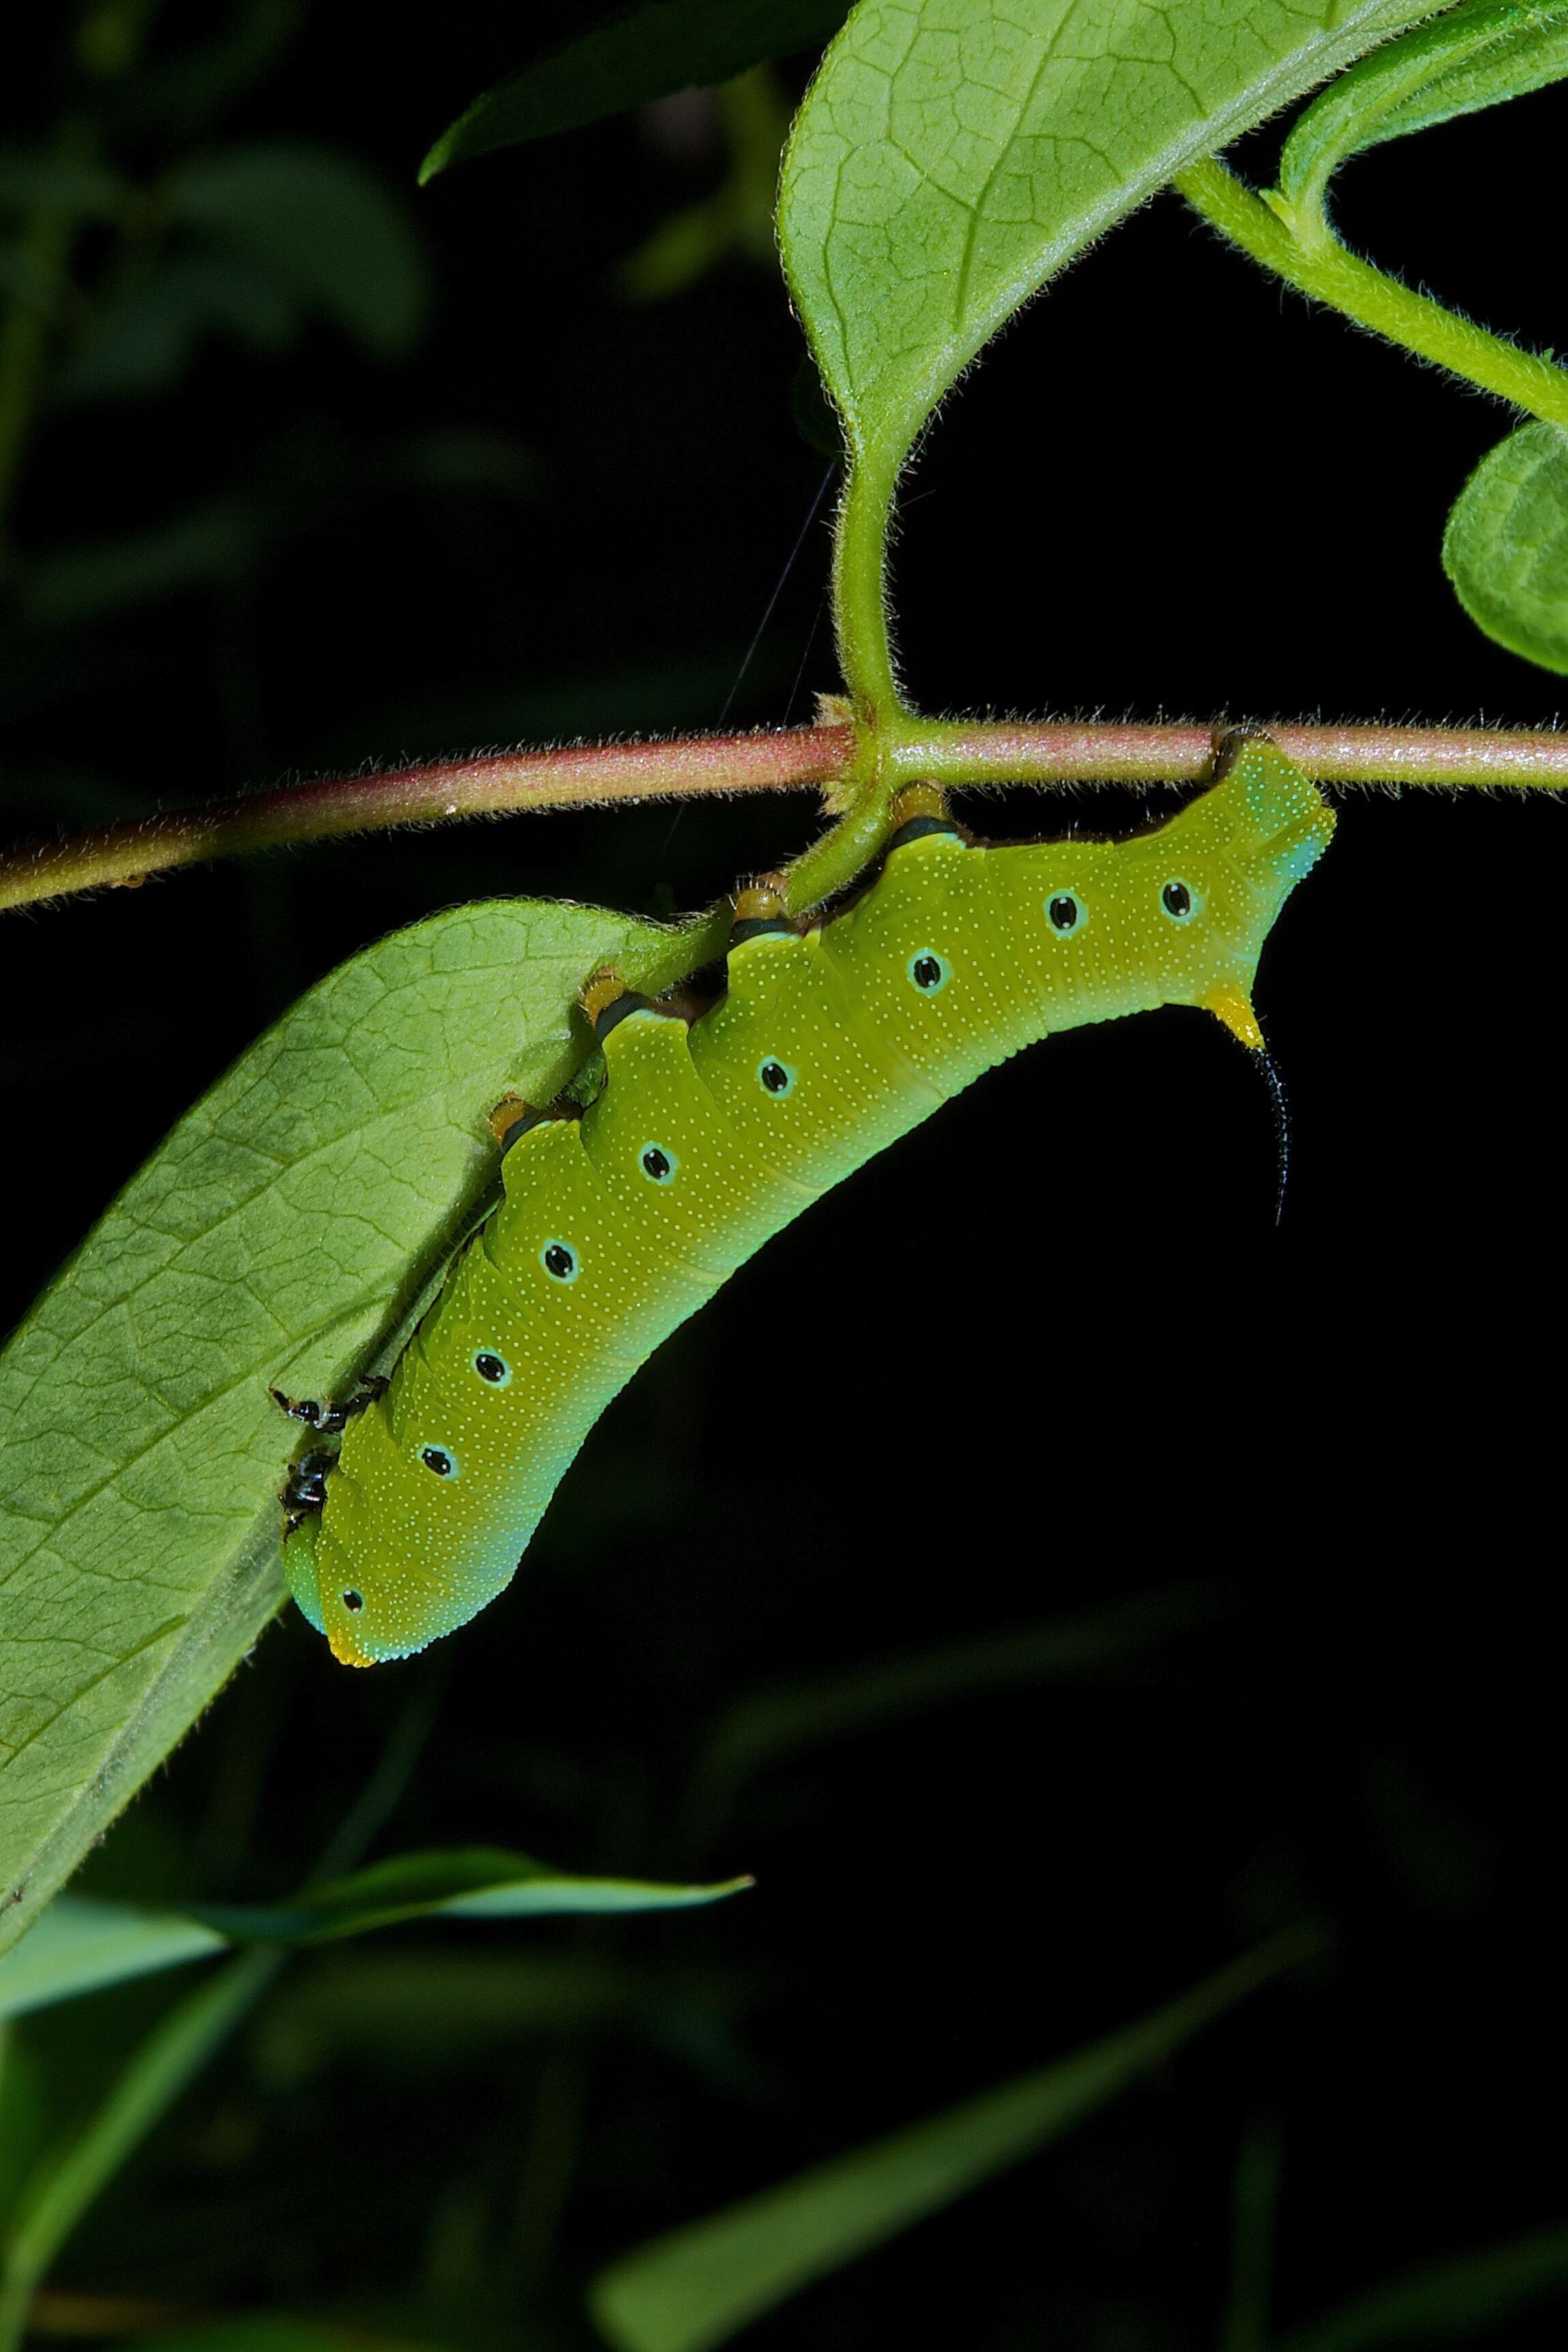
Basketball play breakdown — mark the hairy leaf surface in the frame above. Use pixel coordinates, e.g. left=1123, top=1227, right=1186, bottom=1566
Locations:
left=1354, top=0, right=1568, bottom=147
left=778, top=0, right=1457, bottom=480
left=1274, top=0, right=1568, bottom=223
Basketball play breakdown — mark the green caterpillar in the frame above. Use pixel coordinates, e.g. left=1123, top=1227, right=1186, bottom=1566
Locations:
left=282, top=738, right=1333, bottom=1666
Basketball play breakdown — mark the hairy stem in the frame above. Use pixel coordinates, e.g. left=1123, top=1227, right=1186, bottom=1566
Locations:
left=0, top=726, right=850, bottom=912
left=833, top=453, right=904, bottom=722
left=1176, top=156, right=1568, bottom=428
left=5, top=717, right=1568, bottom=917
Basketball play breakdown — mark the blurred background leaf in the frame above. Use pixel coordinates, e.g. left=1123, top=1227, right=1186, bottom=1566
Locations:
left=248, top=1948, right=724, bottom=2085
left=0, top=1901, right=227, bottom=2025
left=92, top=0, right=308, bottom=141
left=687, top=1582, right=1224, bottom=1806
left=166, top=145, right=430, bottom=357
left=20, top=425, right=539, bottom=627
left=1222, top=2113, right=1284, bottom=2352
left=589, top=1928, right=1320, bottom=2352
left=190, top=1849, right=752, bottom=1943
left=1274, top=2230, right=1568, bottom=2352
left=615, top=68, right=790, bottom=305
left=55, top=143, right=429, bottom=408
left=125, top=2323, right=456, bottom=2352
left=419, top=1, right=852, bottom=179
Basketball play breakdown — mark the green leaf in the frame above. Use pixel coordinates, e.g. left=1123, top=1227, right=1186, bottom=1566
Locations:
left=1442, top=420, right=1568, bottom=671
left=778, top=0, right=1449, bottom=484
left=188, top=1849, right=753, bottom=1943
left=1340, top=0, right=1568, bottom=147
left=0, top=896, right=700, bottom=1961
left=0, top=1897, right=225, bottom=2023
left=588, top=1926, right=1322, bottom=2352
left=778, top=0, right=1458, bottom=713
left=1274, top=2227, right=1568, bottom=2352
left=1273, top=1, right=1568, bottom=230
left=419, top=1, right=851, bottom=181
left=168, top=144, right=431, bottom=357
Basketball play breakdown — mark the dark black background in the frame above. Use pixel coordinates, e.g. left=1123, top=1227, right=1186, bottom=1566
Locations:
left=1, top=6, right=1563, bottom=2350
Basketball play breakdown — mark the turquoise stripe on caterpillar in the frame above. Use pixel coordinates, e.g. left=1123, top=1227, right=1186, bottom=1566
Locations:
left=284, top=739, right=1333, bottom=1664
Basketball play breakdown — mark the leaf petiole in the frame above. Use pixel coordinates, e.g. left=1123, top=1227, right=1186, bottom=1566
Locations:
left=1176, top=155, right=1568, bottom=430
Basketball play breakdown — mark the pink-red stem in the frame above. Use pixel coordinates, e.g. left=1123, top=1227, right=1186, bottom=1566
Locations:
left=3, top=718, right=1565, bottom=914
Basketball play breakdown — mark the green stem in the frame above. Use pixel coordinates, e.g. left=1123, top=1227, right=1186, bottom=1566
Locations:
left=1175, top=156, right=1568, bottom=428
left=780, top=783, right=893, bottom=915
left=833, top=453, right=904, bottom=723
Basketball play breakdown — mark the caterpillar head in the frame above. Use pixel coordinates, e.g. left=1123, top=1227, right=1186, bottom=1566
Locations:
left=284, top=1517, right=377, bottom=1669
left=1204, top=732, right=1335, bottom=890
left=1120, top=737, right=1335, bottom=1046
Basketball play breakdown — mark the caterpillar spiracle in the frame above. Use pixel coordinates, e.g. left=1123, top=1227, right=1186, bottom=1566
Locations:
left=282, top=738, right=1334, bottom=1665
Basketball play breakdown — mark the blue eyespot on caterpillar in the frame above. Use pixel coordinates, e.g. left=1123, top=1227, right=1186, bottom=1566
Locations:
left=282, top=737, right=1335, bottom=1666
